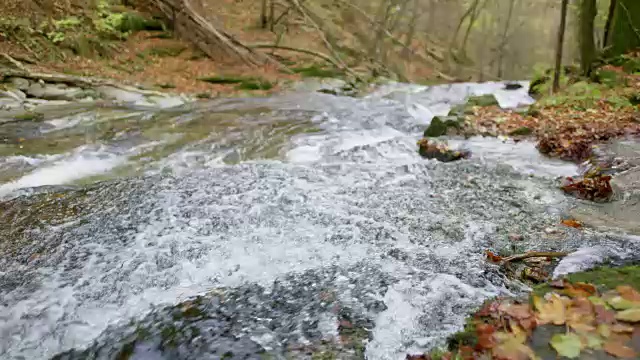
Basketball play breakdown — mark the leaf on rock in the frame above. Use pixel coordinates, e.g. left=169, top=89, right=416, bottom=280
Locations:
left=595, top=305, right=618, bottom=324
left=503, top=304, right=533, bottom=320
left=492, top=334, right=535, bottom=360
left=611, top=323, right=635, bottom=333
left=598, top=324, right=612, bottom=338
left=476, top=323, right=497, bottom=350
left=581, top=333, right=604, bottom=350
left=534, top=294, right=566, bottom=325
left=550, top=333, right=583, bottom=359
left=561, top=219, right=582, bottom=228
left=608, top=296, right=640, bottom=310
left=604, top=341, right=638, bottom=359
left=617, top=285, right=640, bottom=302
left=616, top=308, right=640, bottom=323
left=485, top=250, right=503, bottom=263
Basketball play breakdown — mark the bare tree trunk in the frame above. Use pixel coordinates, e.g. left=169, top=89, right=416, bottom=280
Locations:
left=604, top=0, right=617, bottom=48
left=497, top=0, right=516, bottom=78
left=269, top=0, right=275, bottom=31
left=401, top=0, right=419, bottom=58
left=260, top=0, right=268, bottom=29
left=580, top=0, right=597, bottom=76
left=553, top=0, right=569, bottom=93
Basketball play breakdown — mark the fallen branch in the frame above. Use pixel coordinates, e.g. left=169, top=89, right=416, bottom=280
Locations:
left=502, top=251, right=569, bottom=265
left=248, top=43, right=342, bottom=70
left=1, top=53, right=28, bottom=72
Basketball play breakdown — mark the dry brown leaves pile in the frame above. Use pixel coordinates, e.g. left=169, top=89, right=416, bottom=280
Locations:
left=469, top=66, right=640, bottom=163
left=408, top=281, right=640, bottom=360
left=560, top=174, right=614, bottom=202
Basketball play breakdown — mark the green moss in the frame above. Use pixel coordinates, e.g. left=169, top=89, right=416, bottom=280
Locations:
left=446, top=317, right=478, bottom=350
left=13, top=112, right=44, bottom=122
left=466, top=94, right=499, bottom=107
left=533, top=264, right=640, bottom=296
left=509, top=126, right=533, bottom=136
left=424, top=116, right=464, bottom=137
left=291, top=65, right=344, bottom=78
left=198, top=75, right=246, bottom=84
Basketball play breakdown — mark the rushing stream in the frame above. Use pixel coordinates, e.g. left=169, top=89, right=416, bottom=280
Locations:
left=1, top=81, right=638, bottom=359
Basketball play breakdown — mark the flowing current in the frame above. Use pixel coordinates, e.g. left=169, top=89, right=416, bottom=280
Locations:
left=1, top=82, right=637, bottom=359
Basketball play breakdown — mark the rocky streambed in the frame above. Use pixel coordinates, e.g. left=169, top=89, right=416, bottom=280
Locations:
left=0, top=79, right=638, bottom=359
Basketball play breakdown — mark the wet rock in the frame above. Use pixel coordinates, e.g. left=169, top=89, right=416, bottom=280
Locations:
left=417, top=138, right=471, bottom=162
left=8, top=77, right=30, bottom=91
left=424, top=116, right=464, bottom=137
left=26, top=83, right=86, bottom=101
left=95, top=85, right=146, bottom=103
left=1, top=89, right=26, bottom=102
left=466, top=94, right=499, bottom=107
left=504, top=82, right=523, bottom=90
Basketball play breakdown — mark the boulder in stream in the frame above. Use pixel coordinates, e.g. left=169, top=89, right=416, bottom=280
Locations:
left=417, top=138, right=471, bottom=162
left=423, top=116, right=465, bottom=137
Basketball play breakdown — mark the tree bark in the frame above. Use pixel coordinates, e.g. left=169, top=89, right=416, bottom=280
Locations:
left=260, top=0, right=268, bottom=28
left=580, top=0, right=597, bottom=76
left=605, top=0, right=640, bottom=57
left=553, top=0, right=569, bottom=93
left=603, top=0, right=617, bottom=48
left=497, top=0, right=517, bottom=78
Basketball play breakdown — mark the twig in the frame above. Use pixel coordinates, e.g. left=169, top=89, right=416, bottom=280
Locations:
left=502, top=251, right=569, bottom=265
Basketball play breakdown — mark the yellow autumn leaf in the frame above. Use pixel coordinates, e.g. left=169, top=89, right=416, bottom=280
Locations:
left=616, top=308, right=640, bottom=323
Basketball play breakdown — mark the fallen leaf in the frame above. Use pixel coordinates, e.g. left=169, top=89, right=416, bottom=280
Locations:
left=604, top=341, right=637, bottom=358
left=617, top=285, right=640, bottom=302
left=574, top=282, right=597, bottom=296
left=612, top=323, right=635, bottom=333
left=485, top=250, right=503, bottom=263
left=608, top=296, right=640, bottom=310
left=534, top=294, right=566, bottom=325
left=598, top=324, right=612, bottom=338
left=550, top=333, right=583, bottom=359
left=561, top=219, right=582, bottom=228
left=581, top=333, right=604, bottom=350
left=595, top=305, right=618, bottom=324
left=492, top=336, right=535, bottom=360
left=502, top=304, right=533, bottom=320
left=476, top=323, right=497, bottom=350
left=616, top=308, right=640, bottom=323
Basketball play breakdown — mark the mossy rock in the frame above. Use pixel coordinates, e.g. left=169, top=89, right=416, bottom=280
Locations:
left=466, top=94, right=499, bottom=107
left=533, top=264, right=640, bottom=297
left=448, top=103, right=474, bottom=117
left=424, top=116, right=464, bottom=137
left=509, top=126, right=533, bottom=137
